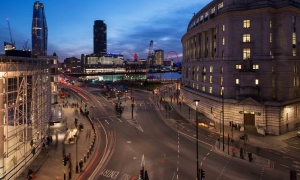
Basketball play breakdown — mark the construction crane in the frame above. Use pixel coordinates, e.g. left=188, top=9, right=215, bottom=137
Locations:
left=23, top=39, right=29, bottom=51
left=6, top=18, right=15, bottom=49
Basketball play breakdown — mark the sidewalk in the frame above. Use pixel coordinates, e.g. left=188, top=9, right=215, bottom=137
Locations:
left=16, top=92, right=96, bottom=180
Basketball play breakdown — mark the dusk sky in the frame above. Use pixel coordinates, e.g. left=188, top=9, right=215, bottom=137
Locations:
left=0, top=0, right=210, bottom=62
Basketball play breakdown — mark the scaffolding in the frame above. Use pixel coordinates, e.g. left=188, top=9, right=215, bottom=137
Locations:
left=0, top=55, right=52, bottom=179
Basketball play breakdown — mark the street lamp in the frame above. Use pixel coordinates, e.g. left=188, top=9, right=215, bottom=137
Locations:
left=194, top=99, right=200, bottom=180
left=221, top=86, right=225, bottom=151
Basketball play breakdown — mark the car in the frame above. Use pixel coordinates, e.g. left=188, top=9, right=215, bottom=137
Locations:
left=297, top=130, right=300, bottom=137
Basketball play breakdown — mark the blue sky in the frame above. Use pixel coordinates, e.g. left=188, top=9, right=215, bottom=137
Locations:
left=0, top=0, right=209, bottom=62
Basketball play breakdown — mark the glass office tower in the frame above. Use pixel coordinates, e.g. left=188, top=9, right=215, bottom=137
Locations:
left=93, top=20, right=107, bottom=55
left=31, top=1, right=48, bottom=56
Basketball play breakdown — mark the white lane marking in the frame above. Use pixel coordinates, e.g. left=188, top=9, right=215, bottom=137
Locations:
left=105, top=120, right=109, bottom=124
left=280, top=164, right=289, bottom=168
left=117, top=118, right=122, bottom=122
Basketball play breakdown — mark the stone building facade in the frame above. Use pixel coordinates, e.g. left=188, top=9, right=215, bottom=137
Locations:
left=181, top=0, right=300, bottom=135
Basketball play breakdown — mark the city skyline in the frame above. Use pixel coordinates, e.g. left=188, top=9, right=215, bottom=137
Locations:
left=0, top=0, right=209, bottom=62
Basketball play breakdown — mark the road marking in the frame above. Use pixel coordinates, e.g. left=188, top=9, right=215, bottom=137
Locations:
left=117, top=118, right=122, bottom=122
left=105, top=120, right=109, bottom=124
left=99, top=169, right=119, bottom=179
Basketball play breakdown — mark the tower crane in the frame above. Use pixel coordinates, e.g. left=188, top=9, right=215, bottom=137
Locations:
left=6, top=18, right=15, bottom=49
left=23, top=39, right=29, bottom=51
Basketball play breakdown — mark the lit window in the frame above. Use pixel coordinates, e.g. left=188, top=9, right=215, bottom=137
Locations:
left=209, top=76, right=213, bottom=83
left=293, top=48, right=297, bottom=56
left=197, top=74, right=199, bottom=81
left=236, top=65, right=242, bottom=69
left=255, top=79, right=259, bottom=85
left=270, top=20, right=272, bottom=28
left=270, top=33, right=272, bottom=43
left=294, top=66, right=297, bottom=73
left=209, top=87, right=213, bottom=94
left=243, top=48, right=251, bottom=60
left=272, top=78, right=275, bottom=87
left=193, top=82, right=195, bottom=88
left=205, top=11, right=209, bottom=18
left=222, top=25, right=225, bottom=32
left=196, top=84, right=199, bottom=89
left=202, top=75, right=206, bottom=82
left=243, top=20, right=250, bottom=28
left=211, top=7, right=215, bottom=14
left=293, top=32, right=296, bottom=45
left=222, top=37, right=225, bottom=45
left=202, top=85, right=206, bottom=92
left=220, top=67, right=223, bottom=73
left=253, top=64, right=259, bottom=69
left=243, top=34, right=250, bottom=42
left=197, top=66, right=199, bottom=71
left=270, top=48, right=273, bottom=56
left=236, top=79, right=239, bottom=84
left=218, top=2, right=223, bottom=10
left=210, top=66, right=213, bottom=72
left=272, top=66, right=274, bottom=73
left=200, top=15, right=203, bottom=21
left=220, top=76, right=223, bottom=85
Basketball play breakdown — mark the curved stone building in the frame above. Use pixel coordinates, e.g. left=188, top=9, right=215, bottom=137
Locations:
left=181, top=0, right=300, bottom=135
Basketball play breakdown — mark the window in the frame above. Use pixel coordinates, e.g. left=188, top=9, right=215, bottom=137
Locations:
left=196, top=74, right=199, bottom=81
left=236, top=79, right=239, bottom=84
left=202, top=75, right=206, bottom=82
left=272, top=66, right=275, bottom=73
left=222, top=25, right=225, bottom=32
left=293, top=48, right=297, bottom=56
left=255, top=79, right=259, bottom=85
left=270, top=33, right=272, bottom=43
left=270, top=20, right=272, bottom=28
left=243, top=20, right=250, bottom=28
left=243, top=34, right=250, bottom=42
left=211, top=7, right=215, bottom=14
left=222, top=37, right=225, bottom=45
left=209, top=76, right=213, bottom=83
left=197, top=66, right=199, bottom=71
left=196, top=84, right=199, bottom=89
left=220, top=76, right=223, bottom=85
left=243, top=48, right=251, bottom=60
left=209, top=66, right=213, bottom=72
left=220, top=67, right=223, bottom=73
left=200, top=15, right=203, bottom=21
left=193, top=82, right=195, bottom=88
left=294, top=77, right=299, bottom=86
left=253, top=64, right=259, bottom=69
left=218, top=2, right=224, bottom=10
left=205, top=11, right=209, bottom=18
left=292, top=15, right=296, bottom=23
left=222, top=50, right=225, bottom=60
left=236, top=65, right=242, bottom=69
left=294, top=65, right=297, bottom=73
left=270, top=48, right=273, bottom=56
left=202, top=85, right=205, bottom=92
left=209, top=87, right=212, bottom=94
left=272, top=78, right=275, bottom=87
left=293, top=31, right=296, bottom=45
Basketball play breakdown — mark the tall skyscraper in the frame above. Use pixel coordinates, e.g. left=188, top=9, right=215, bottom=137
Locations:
left=94, top=20, right=107, bottom=55
left=31, top=1, right=48, bottom=56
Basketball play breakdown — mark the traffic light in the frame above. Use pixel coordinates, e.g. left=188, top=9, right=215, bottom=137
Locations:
left=144, top=170, right=149, bottom=180
left=139, top=170, right=144, bottom=180
left=62, top=156, right=66, bottom=166
left=200, top=168, right=205, bottom=179
left=131, top=97, right=135, bottom=104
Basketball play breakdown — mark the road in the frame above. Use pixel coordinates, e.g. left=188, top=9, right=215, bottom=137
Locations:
left=67, top=83, right=291, bottom=180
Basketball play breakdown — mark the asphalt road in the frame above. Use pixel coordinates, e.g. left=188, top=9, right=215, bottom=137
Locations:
left=75, top=87, right=288, bottom=180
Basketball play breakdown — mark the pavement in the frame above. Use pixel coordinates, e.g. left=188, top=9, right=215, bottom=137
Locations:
left=16, top=89, right=96, bottom=180
left=14, top=83, right=300, bottom=180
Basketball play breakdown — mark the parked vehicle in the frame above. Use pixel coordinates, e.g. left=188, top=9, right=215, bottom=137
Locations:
left=297, top=130, right=300, bottom=137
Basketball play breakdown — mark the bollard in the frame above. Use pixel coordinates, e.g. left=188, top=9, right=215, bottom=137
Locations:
left=64, top=171, right=66, bottom=180
left=69, top=167, right=71, bottom=180
left=87, top=150, right=89, bottom=158
left=84, top=154, right=86, bottom=163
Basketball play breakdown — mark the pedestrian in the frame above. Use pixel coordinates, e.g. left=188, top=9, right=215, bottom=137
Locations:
left=49, top=136, right=53, bottom=144
left=79, top=159, right=83, bottom=172
left=31, top=147, right=36, bottom=156
left=248, top=152, right=252, bottom=162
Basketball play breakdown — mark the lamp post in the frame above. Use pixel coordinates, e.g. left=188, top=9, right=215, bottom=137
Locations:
left=221, top=86, right=225, bottom=151
left=194, top=99, right=200, bottom=180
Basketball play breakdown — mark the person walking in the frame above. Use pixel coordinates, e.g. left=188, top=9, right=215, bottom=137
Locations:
left=79, top=159, right=83, bottom=172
